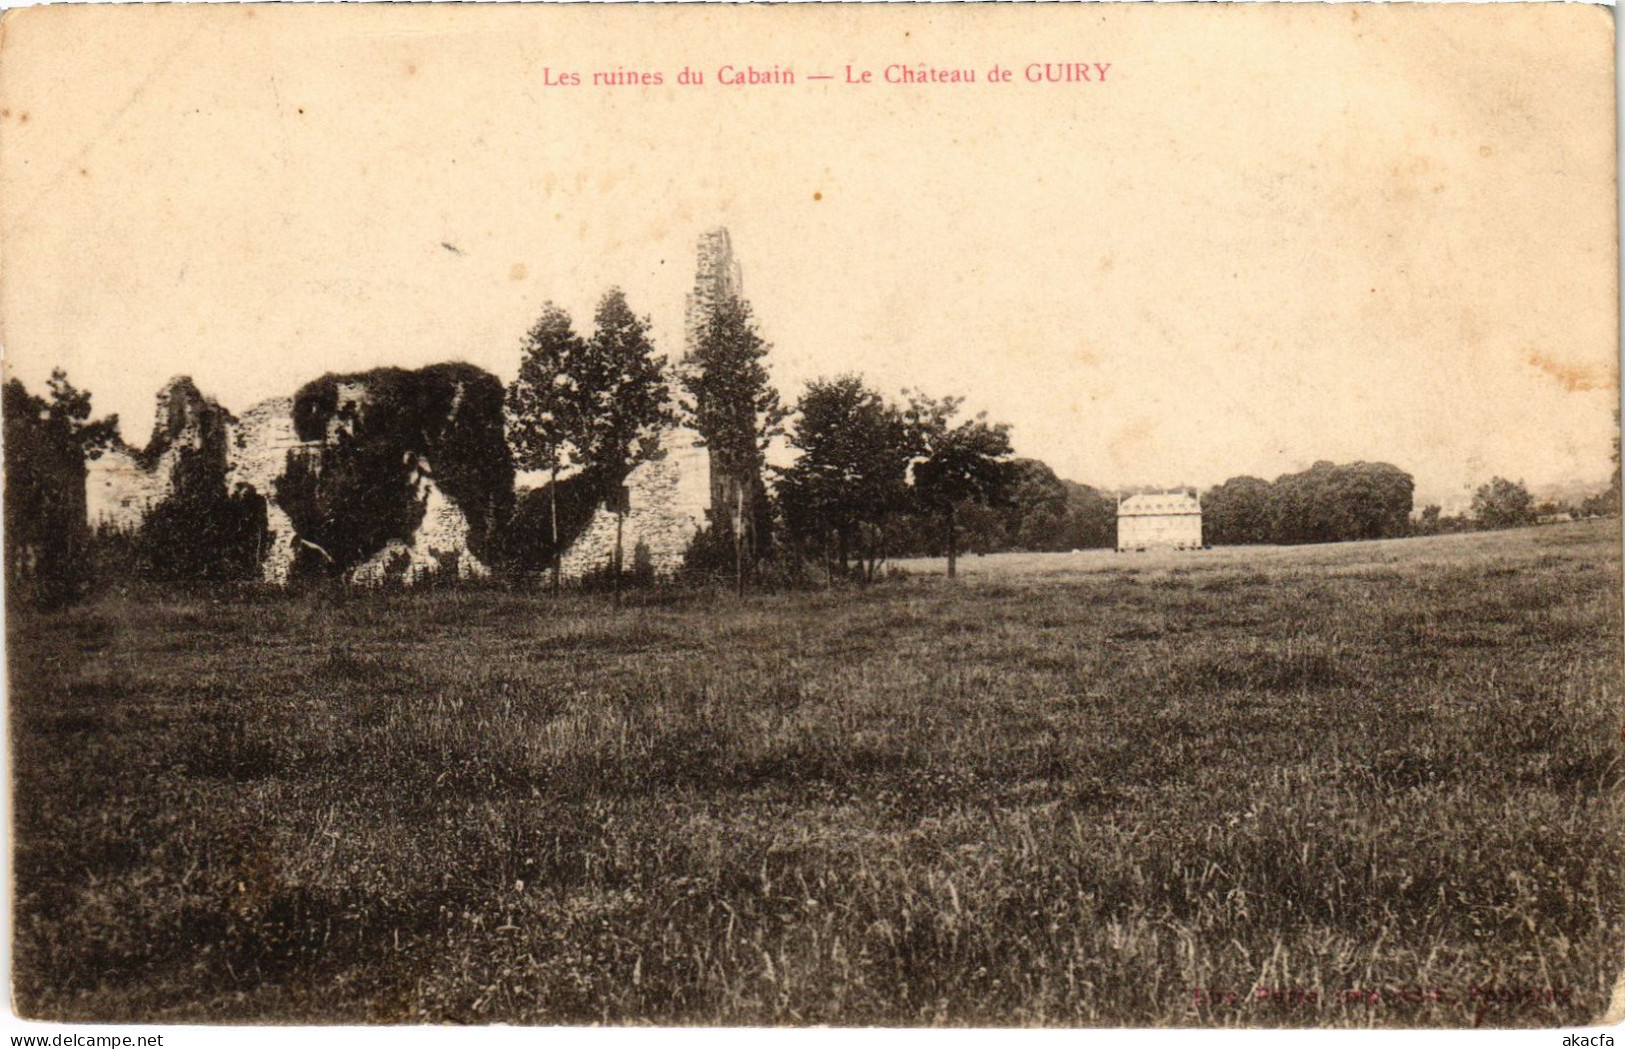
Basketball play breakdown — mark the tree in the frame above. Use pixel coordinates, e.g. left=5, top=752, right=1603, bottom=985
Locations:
left=138, top=450, right=269, bottom=582
left=3, top=370, right=119, bottom=608
left=679, top=295, right=787, bottom=591
left=1001, top=459, right=1070, bottom=551
left=1202, top=475, right=1274, bottom=545
left=1610, top=408, right=1623, bottom=512
left=1059, top=482, right=1117, bottom=549
left=777, top=375, right=912, bottom=582
left=1472, top=477, right=1535, bottom=530
left=579, top=288, right=674, bottom=597
left=125, top=377, right=269, bottom=582
left=1582, top=408, right=1621, bottom=517
left=1326, top=462, right=1414, bottom=540
left=507, top=304, right=593, bottom=592
left=904, top=391, right=1015, bottom=580
left=1268, top=461, right=1413, bottom=544
left=1581, top=486, right=1620, bottom=518
left=1014, top=506, right=1065, bottom=553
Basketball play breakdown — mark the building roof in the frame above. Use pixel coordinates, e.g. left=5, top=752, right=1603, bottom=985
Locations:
left=1118, top=492, right=1201, bottom=517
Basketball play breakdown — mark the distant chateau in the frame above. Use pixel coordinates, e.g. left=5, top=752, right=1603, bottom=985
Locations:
left=86, top=230, right=743, bottom=585
left=1116, top=491, right=1203, bottom=552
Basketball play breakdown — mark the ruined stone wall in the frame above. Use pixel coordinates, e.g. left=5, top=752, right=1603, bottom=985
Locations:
left=558, top=427, right=711, bottom=580
left=87, top=387, right=703, bottom=585
left=283, top=364, right=512, bottom=574
left=225, top=396, right=307, bottom=585
left=88, top=372, right=504, bottom=587
left=348, top=459, right=493, bottom=586
left=86, top=451, right=168, bottom=531
left=86, top=376, right=226, bottom=532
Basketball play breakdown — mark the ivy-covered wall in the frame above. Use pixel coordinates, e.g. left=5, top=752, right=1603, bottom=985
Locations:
left=86, top=365, right=712, bottom=586
left=276, top=364, right=514, bottom=580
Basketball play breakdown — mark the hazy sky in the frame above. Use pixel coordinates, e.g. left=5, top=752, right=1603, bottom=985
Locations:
left=1, top=4, right=1616, bottom=510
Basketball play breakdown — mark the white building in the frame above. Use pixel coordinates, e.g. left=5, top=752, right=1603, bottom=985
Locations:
left=1116, top=491, right=1203, bottom=551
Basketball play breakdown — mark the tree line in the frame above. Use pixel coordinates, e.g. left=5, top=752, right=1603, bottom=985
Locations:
left=1415, top=411, right=1622, bottom=534
left=775, top=377, right=1014, bottom=581
left=507, top=299, right=1019, bottom=586
left=7, top=285, right=1618, bottom=605
left=1412, top=476, right=1620, bottom=536
left=1200, top=462, right=1414, bottom=546
left=0, top=284, right=1018, bottom=601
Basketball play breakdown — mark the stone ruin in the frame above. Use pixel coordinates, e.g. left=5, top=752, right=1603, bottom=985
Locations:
left=554, top=427, right=711, bottom=579
left=86, top=228, right=746, bottom=586
left=223, top=395, right=305, bottom=584
left=88, top=373, right=714, bottom=587
left=87, top=377, right=231, bottom=535
left=684, top=228, right=744, bottom=353
left=87, top=367, right=509, bottom=585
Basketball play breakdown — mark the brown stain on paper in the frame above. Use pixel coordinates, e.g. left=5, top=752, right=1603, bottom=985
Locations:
left=1527, top=347, right=1615, bottom=393
left=1108, top=418, right=1157, bottom=463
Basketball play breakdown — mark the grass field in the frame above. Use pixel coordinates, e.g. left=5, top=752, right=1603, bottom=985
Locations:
left=9, top=520, right=1624, bottom=1025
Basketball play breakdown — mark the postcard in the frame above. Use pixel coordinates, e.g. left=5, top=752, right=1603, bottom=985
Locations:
left=1, top=1, right=1619, bottom=1032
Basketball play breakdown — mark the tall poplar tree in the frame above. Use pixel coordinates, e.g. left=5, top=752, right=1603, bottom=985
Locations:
left=580, top=288, right=673, bottom=594
left=506, top=303, right=590, bottom=592
left=3, top=370, right=119, bottom=608
left=679, top=295, right=786, bottom=590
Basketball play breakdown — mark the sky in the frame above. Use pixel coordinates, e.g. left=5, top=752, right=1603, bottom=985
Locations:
left=0, top=3, right=1617, bottom=511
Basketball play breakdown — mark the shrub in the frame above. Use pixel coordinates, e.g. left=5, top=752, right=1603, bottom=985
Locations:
left=136, top=450, right=269, bottom=582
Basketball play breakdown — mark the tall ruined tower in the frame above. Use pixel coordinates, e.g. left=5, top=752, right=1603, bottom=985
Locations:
left=684, top=229, right=737, bottom=517
left=683, top=228, right=744, bottom=356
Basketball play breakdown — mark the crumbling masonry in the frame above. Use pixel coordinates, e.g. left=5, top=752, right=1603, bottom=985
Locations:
left=85, top=228, right=745, bottom=585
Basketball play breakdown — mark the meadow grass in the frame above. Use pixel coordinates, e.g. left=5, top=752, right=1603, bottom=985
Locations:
left=9, top=520, right=1623, bottom=1025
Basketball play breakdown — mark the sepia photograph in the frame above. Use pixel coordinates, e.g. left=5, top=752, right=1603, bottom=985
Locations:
left=0, top=1, right=1620, bottom=1031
